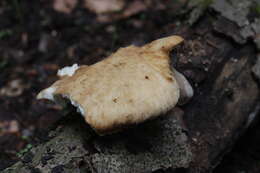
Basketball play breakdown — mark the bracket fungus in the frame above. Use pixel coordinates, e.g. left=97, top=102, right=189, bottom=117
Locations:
left=37, top=36, right=193, bottom=135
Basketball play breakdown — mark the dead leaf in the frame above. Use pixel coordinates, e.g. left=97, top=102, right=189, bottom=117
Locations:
left=53, top=0, right=78, bottom=14
left=43, top=64, right=60, bottom=71
left=97, top=0, right=147, bottom=23
left=0, top=79, right=29, bottom=97
left=0, top=120, right=19, bottom=136
left=21, top=32, right=28, bottom=45
left=84, top=0, right=125, bottom=14
left=122, top=0, right=147, bottom=17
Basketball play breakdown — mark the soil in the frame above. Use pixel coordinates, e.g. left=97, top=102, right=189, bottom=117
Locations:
left=0, top=0, right=259, bottom=172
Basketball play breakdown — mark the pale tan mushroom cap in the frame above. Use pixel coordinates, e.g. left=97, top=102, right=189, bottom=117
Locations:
left=37, top=36, right=185, bottom=134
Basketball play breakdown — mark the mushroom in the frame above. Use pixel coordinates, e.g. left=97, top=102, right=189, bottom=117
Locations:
left=37, top=36, right=193, bottom=135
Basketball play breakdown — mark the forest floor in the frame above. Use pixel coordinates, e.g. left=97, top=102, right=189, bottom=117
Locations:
left=0, top=0, right=259, bottom=172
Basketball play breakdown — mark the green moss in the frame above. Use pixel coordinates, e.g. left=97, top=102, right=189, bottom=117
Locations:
left=0, top=29, right=12, bottom=39
left=194, top=0, right=213, bottom=8
left=16, top=144, right=33, bottom=158
left=252, top=3, right=260, bottom=15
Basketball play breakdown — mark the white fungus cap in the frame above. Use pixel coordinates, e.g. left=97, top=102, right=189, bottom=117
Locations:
left=37, top=36, right=193, bottom=135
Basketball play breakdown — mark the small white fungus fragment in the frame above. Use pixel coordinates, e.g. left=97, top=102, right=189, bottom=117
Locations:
left=57, top=64, right=79, bottom=77
left=37, top=87, right=56, bottom=101
left=173, top=69, right=194, bottom=104
left=246, top=103, right=260, bottom=128
left=62, top=94, right=85, bottom=116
